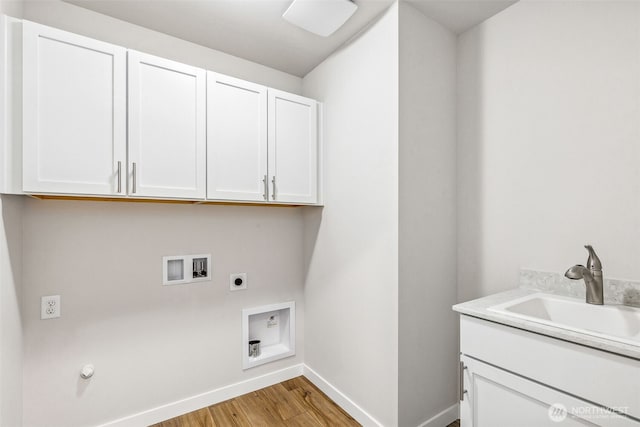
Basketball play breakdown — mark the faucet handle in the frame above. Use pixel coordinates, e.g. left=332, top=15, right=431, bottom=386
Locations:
left=584, top=245, right=602, bottom=271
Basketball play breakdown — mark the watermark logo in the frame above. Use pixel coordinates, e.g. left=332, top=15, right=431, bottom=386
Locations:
left=548, top=403, right=629, bottom=422
left=548, top=403, right=568, bottom=422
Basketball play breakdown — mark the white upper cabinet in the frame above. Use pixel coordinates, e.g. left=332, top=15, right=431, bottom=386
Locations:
left=268, top=89, right=318, bottom=204
left=22, top=21, right=126, bottom=195
left=207, top=77, right=320, bottom=205
left=15, top=21, right=320, bottom=204
left=207, top=72, right=268, bottom=202
left=128, top=51, right=206, bottom=199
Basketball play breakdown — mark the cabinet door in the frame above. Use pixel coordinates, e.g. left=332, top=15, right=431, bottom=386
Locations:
left=207, top=72, right=267, bottom=201
left=267, top=89, right=317, bottom=204
left=128, top=51, right=206, bottom=199
left=22, top=21, right=126, bottom=195
left=461, top=356, right=637, bottom=427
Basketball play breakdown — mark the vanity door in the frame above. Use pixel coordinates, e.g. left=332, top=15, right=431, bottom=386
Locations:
left=461, top=355, right=637, bottom=427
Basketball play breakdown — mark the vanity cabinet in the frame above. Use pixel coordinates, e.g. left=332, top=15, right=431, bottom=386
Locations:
left=206, top=74, right=319, bottom=204
left=459, top=315, right=639, bottom=427
left=128, top=51, right=206, bottom=199
left=461, top=356, right=636, bottom=427
left=22, top=21, right=127, bottom=196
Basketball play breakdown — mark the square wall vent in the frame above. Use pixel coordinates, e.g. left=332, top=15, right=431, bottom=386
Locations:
left=282, top=0, right=358, bottom=37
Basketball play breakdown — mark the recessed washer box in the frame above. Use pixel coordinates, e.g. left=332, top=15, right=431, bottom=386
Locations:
left=242, top=301, right=295, bottom=369
left=162, top=254, right=211, bottom=285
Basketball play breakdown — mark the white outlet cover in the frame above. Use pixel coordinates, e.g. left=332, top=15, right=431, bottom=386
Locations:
left=41, top=295, right=60, bottom=319
left=230, top=273, right=247, bottom=291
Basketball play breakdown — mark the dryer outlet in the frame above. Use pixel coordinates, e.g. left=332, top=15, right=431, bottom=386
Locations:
left=230, top=273, right=247, bottom=291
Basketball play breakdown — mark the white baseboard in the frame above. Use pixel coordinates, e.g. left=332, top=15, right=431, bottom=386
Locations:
left=417, top=403, right=459, bottom=427
left=98, top=364, right=304, bottom=427
left=302, top=364, right=384, bottom=427
left=98, top=363, right=456, bottom=427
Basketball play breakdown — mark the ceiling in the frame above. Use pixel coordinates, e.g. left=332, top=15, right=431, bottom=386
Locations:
left=407, top=0, right=517, bottom=34
left=63, top=0, right=518, bottom=77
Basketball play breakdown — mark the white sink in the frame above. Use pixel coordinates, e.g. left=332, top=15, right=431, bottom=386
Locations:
left=488, top=293, right=640, bottom=346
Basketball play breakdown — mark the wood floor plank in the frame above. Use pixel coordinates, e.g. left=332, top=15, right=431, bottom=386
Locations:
left=289, top=380, right=359, bottom=426
left=234, top=391, right=286, bottom=426
left=282, top=410, right=326, bottom=426
left=290, top=388, right=351, bottom=426
left=181, top=408, right=215, bottom=427
left=208, top=400, right=252, bottom=427
left=155, top=376, right=361, bottom=427
left=282, top=376, right=312, bottom=392
left=150, top=419, right=177, bottom=427
left=151, top=408, right=214, bottom=427
left=256, top=383, right=307, bottom=421
left=279, top=378, right=301, bottom=392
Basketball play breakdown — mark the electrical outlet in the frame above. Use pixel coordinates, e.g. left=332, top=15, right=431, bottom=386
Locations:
left=41, top=295, right=60, bottom=319
left=229, top=273, right=247, bottom=291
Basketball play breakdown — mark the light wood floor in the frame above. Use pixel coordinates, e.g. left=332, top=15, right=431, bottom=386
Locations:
left=152, top=376, right=462, bottom=427
left=151, top=376, right=360, bottom=426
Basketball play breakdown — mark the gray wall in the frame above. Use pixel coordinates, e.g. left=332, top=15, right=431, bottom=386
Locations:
left=0, top=195, right=23, bottom=427
left=398, top=3, right=457, bottom=426
left=302, top=4, right=459, bottom=425
left=0, top=0, right=20, bottom=18
left=22, top=200, right=305, bottom=426
left=302, top=4, right=400, bottom=425
left=457, top=0, right=640, bottom=302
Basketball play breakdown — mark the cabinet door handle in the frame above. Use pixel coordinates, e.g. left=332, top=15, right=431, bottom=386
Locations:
left=459, top=361, right=468, bottom=401
left=271, top=176, right=276, bottom=200
left=262, top=175, right=267, bottom=200
left=132, top=162, right=137, bottom=194
left=117, top=161, right=122, bottom=193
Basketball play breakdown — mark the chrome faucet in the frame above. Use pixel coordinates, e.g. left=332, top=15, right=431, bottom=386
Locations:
left=565, top=245, right=604, bottom=305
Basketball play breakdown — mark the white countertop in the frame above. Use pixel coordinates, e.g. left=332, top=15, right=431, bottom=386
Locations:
left=453, top=288, right=640, bottom=360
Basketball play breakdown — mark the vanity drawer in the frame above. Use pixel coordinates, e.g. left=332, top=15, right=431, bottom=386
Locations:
left=460, top=315, right=640, bottom=420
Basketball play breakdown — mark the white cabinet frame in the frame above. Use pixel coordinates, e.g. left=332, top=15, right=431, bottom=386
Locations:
left=22, top=20, right=127, bottom=196
left=6, top=18, right=322, bottom=205
left=460, top=315, right=640, bottom=426
left=461, top=355, right=637, bottom=427
left=267, top=89, right=318, bottom=204
left=207, top=72, right=268, bottom=202
left=127, top=50, right=206, bottom=199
